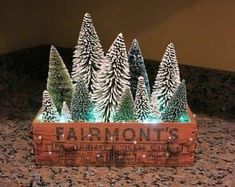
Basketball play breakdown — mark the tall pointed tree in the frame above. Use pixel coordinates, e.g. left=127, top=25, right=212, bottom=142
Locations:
left=161, top=80, right=189, bottom=122
left=151, top=43, right=181, bottom=113
left=113, top=87, right=136, bottom=122
left=96, top=33, right=130, bottom=122
left=135, top=76, right=151, bottom=122
left=128, top=39, right=150, bottom=99
left=71, top=77, right=94, bottom=122
left=71, top=13, right=105, bottom=96
left=47, top=45, right=73, bottom=113
left=42, top=90, right=60, bottom=122
left=60, top=101, right=73, bottom=122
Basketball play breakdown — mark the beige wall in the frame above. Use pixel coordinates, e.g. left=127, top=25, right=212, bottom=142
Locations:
left=0, top=0, right=235, bottom=72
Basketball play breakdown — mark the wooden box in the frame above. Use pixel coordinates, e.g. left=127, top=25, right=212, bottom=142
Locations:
left=32, top=108, right=197, bottom=167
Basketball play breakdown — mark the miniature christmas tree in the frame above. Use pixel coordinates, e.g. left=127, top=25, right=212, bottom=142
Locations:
left=135, top=76, right=151, bottom=122
left=42, top=90, right=60, bottom=122
left=71, top=13, right=105, bottom=97
left=113, top=87, right=136, bottom=122
left=128, top=39, right=150, bottom=99
left=71, top=76, right=94, bottom=122
left=161, top=80, right=189, bottom=122
left=151, top=43, right=181, bottom=113
left=60, top=101, right=73, bottom=122
left=95, top=33, right=130, bottom=122
left=47, top=46, right=74, bottom=113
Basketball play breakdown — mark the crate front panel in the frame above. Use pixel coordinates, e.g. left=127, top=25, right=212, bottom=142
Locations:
left=33, top=121, right=197, bottom=166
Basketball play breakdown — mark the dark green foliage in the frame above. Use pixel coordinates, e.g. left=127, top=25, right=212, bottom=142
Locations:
left=161, top=80, right=189, bottom=122
left=47, top=46, right=74, bottom=113
left=128, top=39, right=150, bottom=99
left=71, top=77, right=94, bottom=122
left=113, top=87, right=136, bottom=122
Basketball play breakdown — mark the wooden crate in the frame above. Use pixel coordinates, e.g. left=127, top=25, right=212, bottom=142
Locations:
left=32, top=108, right=197, bottom=167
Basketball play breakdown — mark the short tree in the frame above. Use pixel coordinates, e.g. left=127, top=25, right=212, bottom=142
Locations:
left=161, top=80, right=189, bottom=122
left=71, top=13, right=105, bottom=97
left=135, top=76, right=151, bottom=122
left=128, top=39, right=150, bottom=99
left=151, top=43, right=181, bottom=113
left=96, top=33, right=130, bottom=122
left=47, top=45, right=74, bottom=113
left=61, top=101, right=73, bottom=122
left=42, top=90, right=60, bottom=122
left=71, top=76, right=94, bottom=122
left=113, top=87, right=136, bottom=122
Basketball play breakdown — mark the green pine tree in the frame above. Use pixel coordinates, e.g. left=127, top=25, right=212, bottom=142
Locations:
left=47, top=45, right=74, bottom=113
left=113, top=87, right=136, bottom=122
left=161, top=80, right=189, bottom=122
left=71, top=76, right=94, bottom=122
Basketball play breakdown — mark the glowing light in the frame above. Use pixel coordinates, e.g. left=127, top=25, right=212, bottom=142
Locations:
left=142, top=154, right=146, bottom=158
left=166, top=152, right=169, bottom=157
left=48, top=151, right=52, bottom=155
left=38, top=135, right=42, bottom=140
left=168, top=136, right=172, bottom=140
left=87, top=134, right=91, bottom=138
left=133, top=140, right=137, bottom=144
left=61, top=134, right=65, bottom=138
left=189, top=138, right=193, bottom=141
left=110, top=136, right=113, bottom=140
left=97, top=154, right=100, bottom=157
left=178, top=114, right=190, bottom=122
left=193, top=114, right=196, bottom=118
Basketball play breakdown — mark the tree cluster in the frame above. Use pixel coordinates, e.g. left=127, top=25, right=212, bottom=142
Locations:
left=41, top=13, right=189, bottom=123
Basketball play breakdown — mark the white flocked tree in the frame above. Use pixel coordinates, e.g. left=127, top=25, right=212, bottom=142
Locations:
left=60, top=101, right=73, bottom=122
left=151, top=43, right=181, bottom=113
left=71, top=13, right=105, bottom=98
left=95, top=33, right=130, bottom=122
left=42, top=90, right=60, bottom=122
left=135, top=76, right=151, bottom=122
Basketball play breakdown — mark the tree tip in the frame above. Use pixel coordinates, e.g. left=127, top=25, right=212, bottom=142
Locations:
left=168, top=42, right=174, bottom=48
left=84, top=12, right=91, bottom=17
left=118, top=33, right=123, bottom=38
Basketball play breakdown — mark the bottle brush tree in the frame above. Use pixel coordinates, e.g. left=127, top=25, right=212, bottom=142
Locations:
left=95, top=33, right=130, bottom=122
left=135, top=76, right=151, bottom=122
left=71, top=76, right=94, bottom=122
left=161, top=80, right=189, bottom=122
left=113, top=87, right=136, bottom=122
left=42, top=90, right=60, bottom=122
left=71, top=13, right=105, bottom=99
left=47, top=45, right=74, bottom=113
left=128, top=39, right=150, bottom=99
left=151, top=43, right=181, bottom=113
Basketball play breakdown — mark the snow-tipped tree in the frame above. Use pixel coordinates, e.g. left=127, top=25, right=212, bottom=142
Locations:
left=47, top=45, right=74, bottom=113
left=128, top=39, right=150, bottom=99
left=60, top=101, right=73, bottom=122
left=42, top=90, right=60, bottom=122
left=113, top=87, right=136, bottom=122
left=71, top=13, right=105, bottom=96
left=151, top=43, right=181, bottom=113
left=71, top=76, right=94, bottom=122
left=95, top=33, right=130, bottom=122
left=135, top=76, right=151, bottom=122
left=161, top=80, right=189, bottom=122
